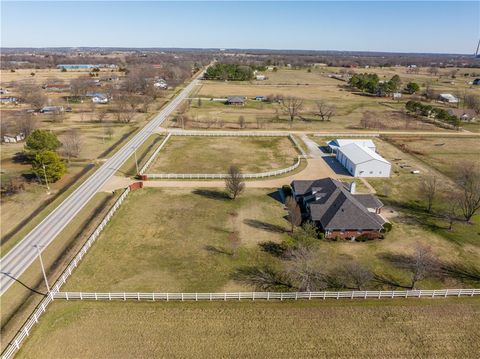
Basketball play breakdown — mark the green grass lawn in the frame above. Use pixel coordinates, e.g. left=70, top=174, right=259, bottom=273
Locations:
left=16, top=298, right=480, bottom=359
left=63, top=188, right=290, bottom=292
left=147, top=136, right=300, bottom=174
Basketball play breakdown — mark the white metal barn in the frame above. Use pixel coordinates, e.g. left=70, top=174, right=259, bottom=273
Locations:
left=326, top=138, right=376, bottom=153
left=337, top=143, right=391, bottom=177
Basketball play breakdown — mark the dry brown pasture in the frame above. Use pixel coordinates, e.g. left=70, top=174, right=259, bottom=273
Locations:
left=15, top=298, right=480, bottom=359
left=179, top=67, right=472, bottom=131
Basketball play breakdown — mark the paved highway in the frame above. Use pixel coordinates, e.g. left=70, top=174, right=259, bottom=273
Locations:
left=0, top=72, right=203, bottom=296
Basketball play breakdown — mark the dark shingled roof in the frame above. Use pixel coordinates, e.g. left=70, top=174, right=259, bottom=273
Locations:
left=291, top=178, right=385, bottom=231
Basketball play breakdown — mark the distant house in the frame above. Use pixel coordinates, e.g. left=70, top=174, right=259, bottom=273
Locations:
left=473, top=78, right=480, bottom=86
left=86, top=92, right=109, bottom=104
left=326, top=139, right=376, bottom=154
left=40, top=106, right=64, bottom=113
left=225, top=96, right=245, bottom=106
left=42, top=83, right=71, bottom=92
left=2, top=132, right=25, bottom=143
left=254, top=96, right=267, bottom=101
left=291, top=178, right=386, bottom=240
left=393, top=92, right=402, bottom=100
left=438, top=93, right=459, bottom=104
left=336, top=143, right=391, bottom=178
left=154, top=79, right=168, bottom=89
left=0, top=97, right=18, bottom=104
left=0, top=88, right=9, bottom=95
left=56, top=64, right=117, bottom=70
left=447, top=109, right=477, bottom=122
left=255, top=74, right=267, bottom=81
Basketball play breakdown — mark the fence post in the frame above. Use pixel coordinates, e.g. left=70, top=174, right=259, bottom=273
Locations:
left=123, top=292, right=126, bottom=301
left=336, top=292, right=339, bottom=300
left=109, top=293, right=111, bottom=301
left=80, top=292, right=83, bottom=300
left=181, top=293, right=184, bottom=301
left=137, top=293, right=140, bottom=301
left=309, top=292, right=312, bottom=300
left=95, top=293, right=98, bottom=301
left=444, top=289, right=448, bottom=297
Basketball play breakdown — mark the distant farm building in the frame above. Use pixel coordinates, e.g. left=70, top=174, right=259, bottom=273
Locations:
left=254, top=96, right=267, bottom=101
left=447, top=109, right=477, bottom=122
left=0, top=88, right=9, bottom=95
left=42, top=83, right=71, bottom=92
left=153, top=79, right=168, bottom=89
left=56, top=64, right=117, bottom=70
left=473, top=78, right=480, bottom=86
left=438, top=93, right=459, bottom=104
left=2, top=132, right=25, bottom=143
left=336, top=143, right=391, bottom=178
left=255, top=74, right=267, bottom=81
left=0, top=97, right=18, bottom=104
left=86, top=92, right=109, bottom=104
left=225, top=96, right=245, bottom=106
left=326, top=139, right=376, bottom=154
left=40, top=106, right=64, bottom=113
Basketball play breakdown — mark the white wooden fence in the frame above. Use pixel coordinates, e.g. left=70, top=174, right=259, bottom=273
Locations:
left=54, top=289, right=479, bottom=301
left=1, top=187, right=131, bottom=359
left=139, top=133, right=171, bottom=175
left=146, top=155, right=305, bottom=180
left=142, top=131, right=307, bottom=179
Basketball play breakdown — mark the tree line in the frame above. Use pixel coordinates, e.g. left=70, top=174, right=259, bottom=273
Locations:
left=203, top=63, right=256, bottom=81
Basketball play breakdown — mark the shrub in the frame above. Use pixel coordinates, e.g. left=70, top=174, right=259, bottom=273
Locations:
left=282, top=185, right=292, bottom=198
left=382, top=222, right=393, bottom=233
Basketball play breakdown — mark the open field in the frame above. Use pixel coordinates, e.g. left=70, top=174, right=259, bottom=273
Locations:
left=173, top=67, right=476, bottom=131
left=0, top=190, right=122, bottom=352
left=63, top=188, right=288, bottom=292
left=63, top=185, right=479, bottom=294
left=148, top=136, right=300, bottom=174
left=15, top=298, right=480, bottom=359
left=381, top=135, right=480, bottom=179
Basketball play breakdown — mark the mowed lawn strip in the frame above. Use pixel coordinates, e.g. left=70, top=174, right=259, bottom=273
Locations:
left=16, top=298, right=480, bottom=359
left=148, top=136, right=299, bottom=174
left=63, top=188, right=289, bottom=292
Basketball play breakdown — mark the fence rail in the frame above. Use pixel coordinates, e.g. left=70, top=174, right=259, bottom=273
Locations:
left=143, top=132, right=306, bottom=179
left=1, top=187, right=132, bottom=359
left=54, top=289, right=480, bottom=302
left=146, top=155, right=305, bottom=179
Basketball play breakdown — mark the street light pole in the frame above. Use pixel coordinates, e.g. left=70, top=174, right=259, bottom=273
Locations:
left=42, top=163, right=50, bottom=194
left=35, top=245, right=50, bottom=293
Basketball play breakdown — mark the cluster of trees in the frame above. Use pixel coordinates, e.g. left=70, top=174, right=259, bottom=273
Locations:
left=24, top=129, right=67, bottom=184
left=405, top=101, right=461, bottom=128
left=204, top=64, right=255, bottom=81
left=348, top=73, right=402, bottom=95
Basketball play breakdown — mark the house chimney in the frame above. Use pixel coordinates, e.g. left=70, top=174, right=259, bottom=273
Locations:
left=350, top=182, right=356, bottom=194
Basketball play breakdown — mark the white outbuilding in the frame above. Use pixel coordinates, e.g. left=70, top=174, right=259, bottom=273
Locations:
left=326, top=138, right=376, bottom=153
left=439, top=93, right=459, bottom=104
left=336, top=143, right=391, bottom=178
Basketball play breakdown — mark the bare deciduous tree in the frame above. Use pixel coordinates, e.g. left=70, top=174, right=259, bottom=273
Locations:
left=337, top=261, right=373, bottom=290
left=314, top=100, right=336, bottom=121
left=104, top=124, right=114, bottom=140
left=225, top=166, right=245, bottom=200
left=456, top=163, right=480, bottom=222
left=62, top=128, right=82, bottom=161
left=419, top=175, right=437, bottom=212
left=96, top=109, right=109, bottom=123
left=17, top=82, right=47, bottom=110
left=285, top=196, right=302, bottom=232
left=285, top=245, right=326, bottom=291
left=464, top=93, right=480, bottom=115
left=409, top=244, right=439, bottom=289
left=280, top=96, right=303, bottom=127
left=238, top=115, right=246, bottom=129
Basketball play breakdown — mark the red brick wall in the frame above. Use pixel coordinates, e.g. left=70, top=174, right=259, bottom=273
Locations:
left=129, top=182, right=143, bottom=191
left=326, top=230, right=381, bottom=240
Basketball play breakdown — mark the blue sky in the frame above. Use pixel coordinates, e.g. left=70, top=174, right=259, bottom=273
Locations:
left=1, top=1, right=479, bottom=53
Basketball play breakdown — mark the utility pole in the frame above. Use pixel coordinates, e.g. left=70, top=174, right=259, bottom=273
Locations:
left=133, top=147, right=139, bottom=174
left=35, top=245, right=50, bottom=292
left=42, top=163, right=50, bottom=194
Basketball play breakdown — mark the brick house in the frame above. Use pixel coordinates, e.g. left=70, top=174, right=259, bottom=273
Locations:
left=291, top=178, right=386, bottom=239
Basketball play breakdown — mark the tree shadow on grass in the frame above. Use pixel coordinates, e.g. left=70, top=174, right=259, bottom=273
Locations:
left=193, top=189, right=229, bottom=201
left=259, top=241, right=288, bottom=258
left=439, top=261, right=480, bottom=284
left=243, top=219, right=286, bottom=234
left=204, top=245, right=231, bottom=256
